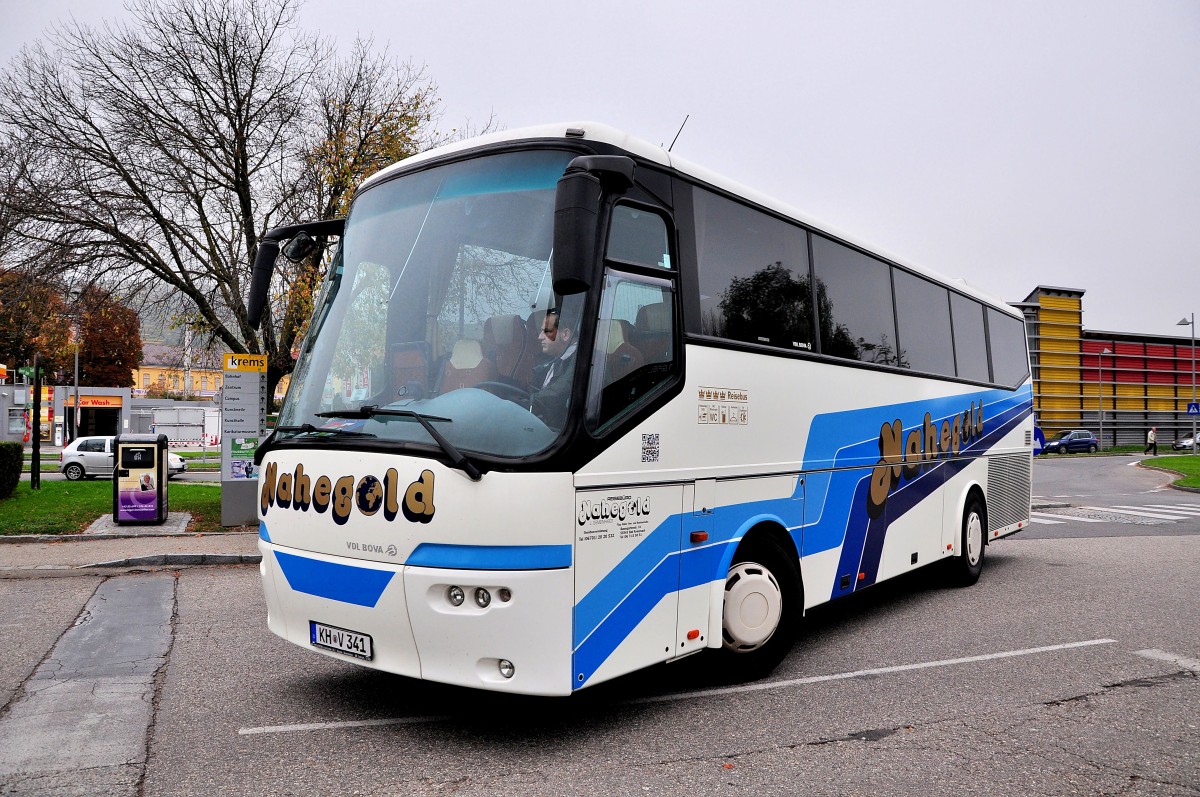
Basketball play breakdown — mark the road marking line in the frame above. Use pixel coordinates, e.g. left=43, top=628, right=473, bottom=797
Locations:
left=1134, top=649, right=1200, bottom=673
left=238, top=715, right=450, bottom=736
left=1111, top=504, right=1200, bottom=517
left=1142, top=505, right=1200, bottom=515
left=235, top=639, right=1120, bottom=734
left=1031, top=512, right=1105, bottom=523
left=630, top=639, right=1118, bottom=705
left=1080, top=506, right=1184, bottom=520
left=1027, top=516, right=1064, bottom=525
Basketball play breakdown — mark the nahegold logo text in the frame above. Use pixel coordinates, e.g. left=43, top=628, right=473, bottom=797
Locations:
left=260, top=462, right=435, bottom=526
left=867, top=401, right=984, bottom=518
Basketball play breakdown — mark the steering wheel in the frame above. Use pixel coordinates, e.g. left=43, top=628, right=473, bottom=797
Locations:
left=476, top=381, right=531, bottom=405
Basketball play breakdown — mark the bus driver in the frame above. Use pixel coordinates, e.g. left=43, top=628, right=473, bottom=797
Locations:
left=531, top=308, right=577, bottom=429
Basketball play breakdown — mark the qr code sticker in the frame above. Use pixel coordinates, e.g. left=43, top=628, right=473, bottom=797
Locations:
left=641, top=433, right=660, bottom=463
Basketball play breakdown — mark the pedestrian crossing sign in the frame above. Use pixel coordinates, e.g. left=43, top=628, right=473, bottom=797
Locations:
left=1189, top=402, right=1200, bottom=415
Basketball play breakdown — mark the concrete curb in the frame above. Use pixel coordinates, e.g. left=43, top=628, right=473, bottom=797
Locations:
left=0, top=530, right=257, bottom=544
left=1134, top=461, right=1200, bottom=493
left=80, top=553, right=262, bottom=569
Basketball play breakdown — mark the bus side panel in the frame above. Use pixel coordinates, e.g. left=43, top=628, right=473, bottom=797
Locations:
left=879, top=463, right=946, bottom=582
left=572, top=485, right=683, bottom=690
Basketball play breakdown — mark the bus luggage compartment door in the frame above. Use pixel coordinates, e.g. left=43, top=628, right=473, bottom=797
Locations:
left=572, top=484, right=684, bottom=689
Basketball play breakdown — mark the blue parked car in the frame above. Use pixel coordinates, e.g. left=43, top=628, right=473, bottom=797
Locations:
left=1043, top=429, right=1099, bottom=454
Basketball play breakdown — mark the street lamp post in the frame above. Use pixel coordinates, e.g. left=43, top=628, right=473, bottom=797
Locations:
left=1100, top=347, right=1111, bottom=450
left=1180, top=314, right=1196, bottom=454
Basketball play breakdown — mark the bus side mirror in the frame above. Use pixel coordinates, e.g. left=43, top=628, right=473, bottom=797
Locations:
left=246, top=218, right=345, bottom=331
left=281, top=231, right=318, bottom=263
left=247, top=240, right=279, bottom=330
left=552, top=155, right=636, bottom=295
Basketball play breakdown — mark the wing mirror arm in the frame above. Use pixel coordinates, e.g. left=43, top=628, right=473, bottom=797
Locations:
left=247, top=218, right=345, bottom=330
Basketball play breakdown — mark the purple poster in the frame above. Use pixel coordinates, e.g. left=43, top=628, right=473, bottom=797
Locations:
left=117, top=474, right=159, bottom=522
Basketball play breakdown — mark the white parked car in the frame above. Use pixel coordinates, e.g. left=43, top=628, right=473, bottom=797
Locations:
left=59, top=436, right=187, bottom=480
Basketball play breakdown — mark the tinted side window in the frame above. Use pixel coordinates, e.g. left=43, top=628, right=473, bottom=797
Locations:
left=950, top=293, right=990, bottom=382
left=693, top=190, right=814, bottom=352
left=607, top=205, right=671, bottom=269
left=893, top=268, right=955, bottom=376
left=987, top=307, right=1030, bottom=387
left=811, top=236, right=899, bottom=366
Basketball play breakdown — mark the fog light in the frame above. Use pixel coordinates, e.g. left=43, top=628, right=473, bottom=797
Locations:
left=498, top=659, right=515, bottom=678
left=498, top=588, right=512, bottom=603
left=447, top=586, right=465, bottom=606
left=474, top=587, right=491, bottom=608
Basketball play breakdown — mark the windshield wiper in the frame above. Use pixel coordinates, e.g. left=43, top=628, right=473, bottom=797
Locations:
left=316, top=406, right=482, bottom=481
left=274, top=423, right=376, bottom=438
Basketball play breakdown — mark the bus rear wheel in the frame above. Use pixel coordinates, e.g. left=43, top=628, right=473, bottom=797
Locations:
left=947, top=497, right=986, bottom=587
left=716, top=535, right=801, bottom=682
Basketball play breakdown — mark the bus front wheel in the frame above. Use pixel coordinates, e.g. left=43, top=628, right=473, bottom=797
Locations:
left=717, top=535, right=801, bottom=682
left=947, top=497, right=986, bottom=587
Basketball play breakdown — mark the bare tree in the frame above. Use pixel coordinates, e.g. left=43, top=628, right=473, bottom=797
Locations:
left=0, top=0, right=447, bottom=397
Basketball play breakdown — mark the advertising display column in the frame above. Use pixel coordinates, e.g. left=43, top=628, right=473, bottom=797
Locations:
left=221, top=353, right=267, bottom=525
left=112, top=434, right=169, bottom=525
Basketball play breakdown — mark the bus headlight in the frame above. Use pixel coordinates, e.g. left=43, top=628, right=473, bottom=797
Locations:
left=498, top=659, right=515, bottom=678
left=447, top=586, right=465, bottom=606
left=474, top=587, right=491, bottom=608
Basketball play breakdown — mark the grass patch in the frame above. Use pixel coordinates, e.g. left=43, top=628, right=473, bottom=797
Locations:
left=1140, top=455, right=1200, bottom=489
left=0, top=480, right=227, bottom=535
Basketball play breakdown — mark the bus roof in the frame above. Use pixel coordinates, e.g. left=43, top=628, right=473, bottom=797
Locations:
left=362, top=122, right=1019, bottom=317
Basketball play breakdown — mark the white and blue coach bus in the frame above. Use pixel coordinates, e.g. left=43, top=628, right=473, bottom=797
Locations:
left=248, top=122, right=1033, bottom=696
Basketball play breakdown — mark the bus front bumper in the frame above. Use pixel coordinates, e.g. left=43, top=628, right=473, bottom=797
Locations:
left=259, top=540, right=575, bottom=696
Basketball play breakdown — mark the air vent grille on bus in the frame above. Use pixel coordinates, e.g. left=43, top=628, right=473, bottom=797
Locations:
left=987, top=453, right=1031, bottom=530
left=1024, top=430, right=1032, bottom=447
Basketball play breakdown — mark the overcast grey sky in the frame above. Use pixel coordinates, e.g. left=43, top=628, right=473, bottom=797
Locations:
left=2, top=0, right=1197, bottom=337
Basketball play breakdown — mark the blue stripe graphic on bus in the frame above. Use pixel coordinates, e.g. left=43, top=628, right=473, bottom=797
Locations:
left=572, top=385, right=1031, bottom=687
left=573, top=518, right=681, bottom=650
left=407, top=543, right=572, bottom=570
left=259, top=522, right=271, bottom=543
left=273, top=550, right=394, bottom=607
left=809, top=386, right=1032, bottom=597
left=572, top=504, right=800, bottom=688
left=573, top=538, right=737, bottom=688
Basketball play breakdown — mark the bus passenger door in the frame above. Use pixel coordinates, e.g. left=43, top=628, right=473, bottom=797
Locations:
left=572, top=484, right=684, bottom=689
left=676, top=479, right=717, bottom=658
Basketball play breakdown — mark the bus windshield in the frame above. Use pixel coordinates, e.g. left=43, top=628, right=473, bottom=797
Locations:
left=278, top=149, right=583, bottom=460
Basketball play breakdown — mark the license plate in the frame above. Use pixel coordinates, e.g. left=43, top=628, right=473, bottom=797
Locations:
left=310, top=621, right=373, bottom=661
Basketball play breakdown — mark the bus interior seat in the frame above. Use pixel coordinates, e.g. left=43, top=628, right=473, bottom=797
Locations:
left=632, top=302, right=672, bottom=363
left=483, top=314, right=532, bottom=386
left=439, top=339, right=496, bottom=392
left=524, top=310, right=549, bottom=378
left=390, top=341, right=432, bottom=399
left=603, top=319, right=644, bottom=384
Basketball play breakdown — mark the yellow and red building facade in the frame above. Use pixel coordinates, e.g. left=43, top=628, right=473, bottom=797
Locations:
left=1013, top=286, right=1197, bottom=446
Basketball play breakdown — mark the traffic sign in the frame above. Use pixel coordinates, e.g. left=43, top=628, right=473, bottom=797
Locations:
left=1188, top=402, right=1200, bottom=416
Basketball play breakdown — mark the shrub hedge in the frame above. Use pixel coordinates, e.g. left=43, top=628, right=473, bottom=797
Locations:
left=0, top=442, right=22, bottom=499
